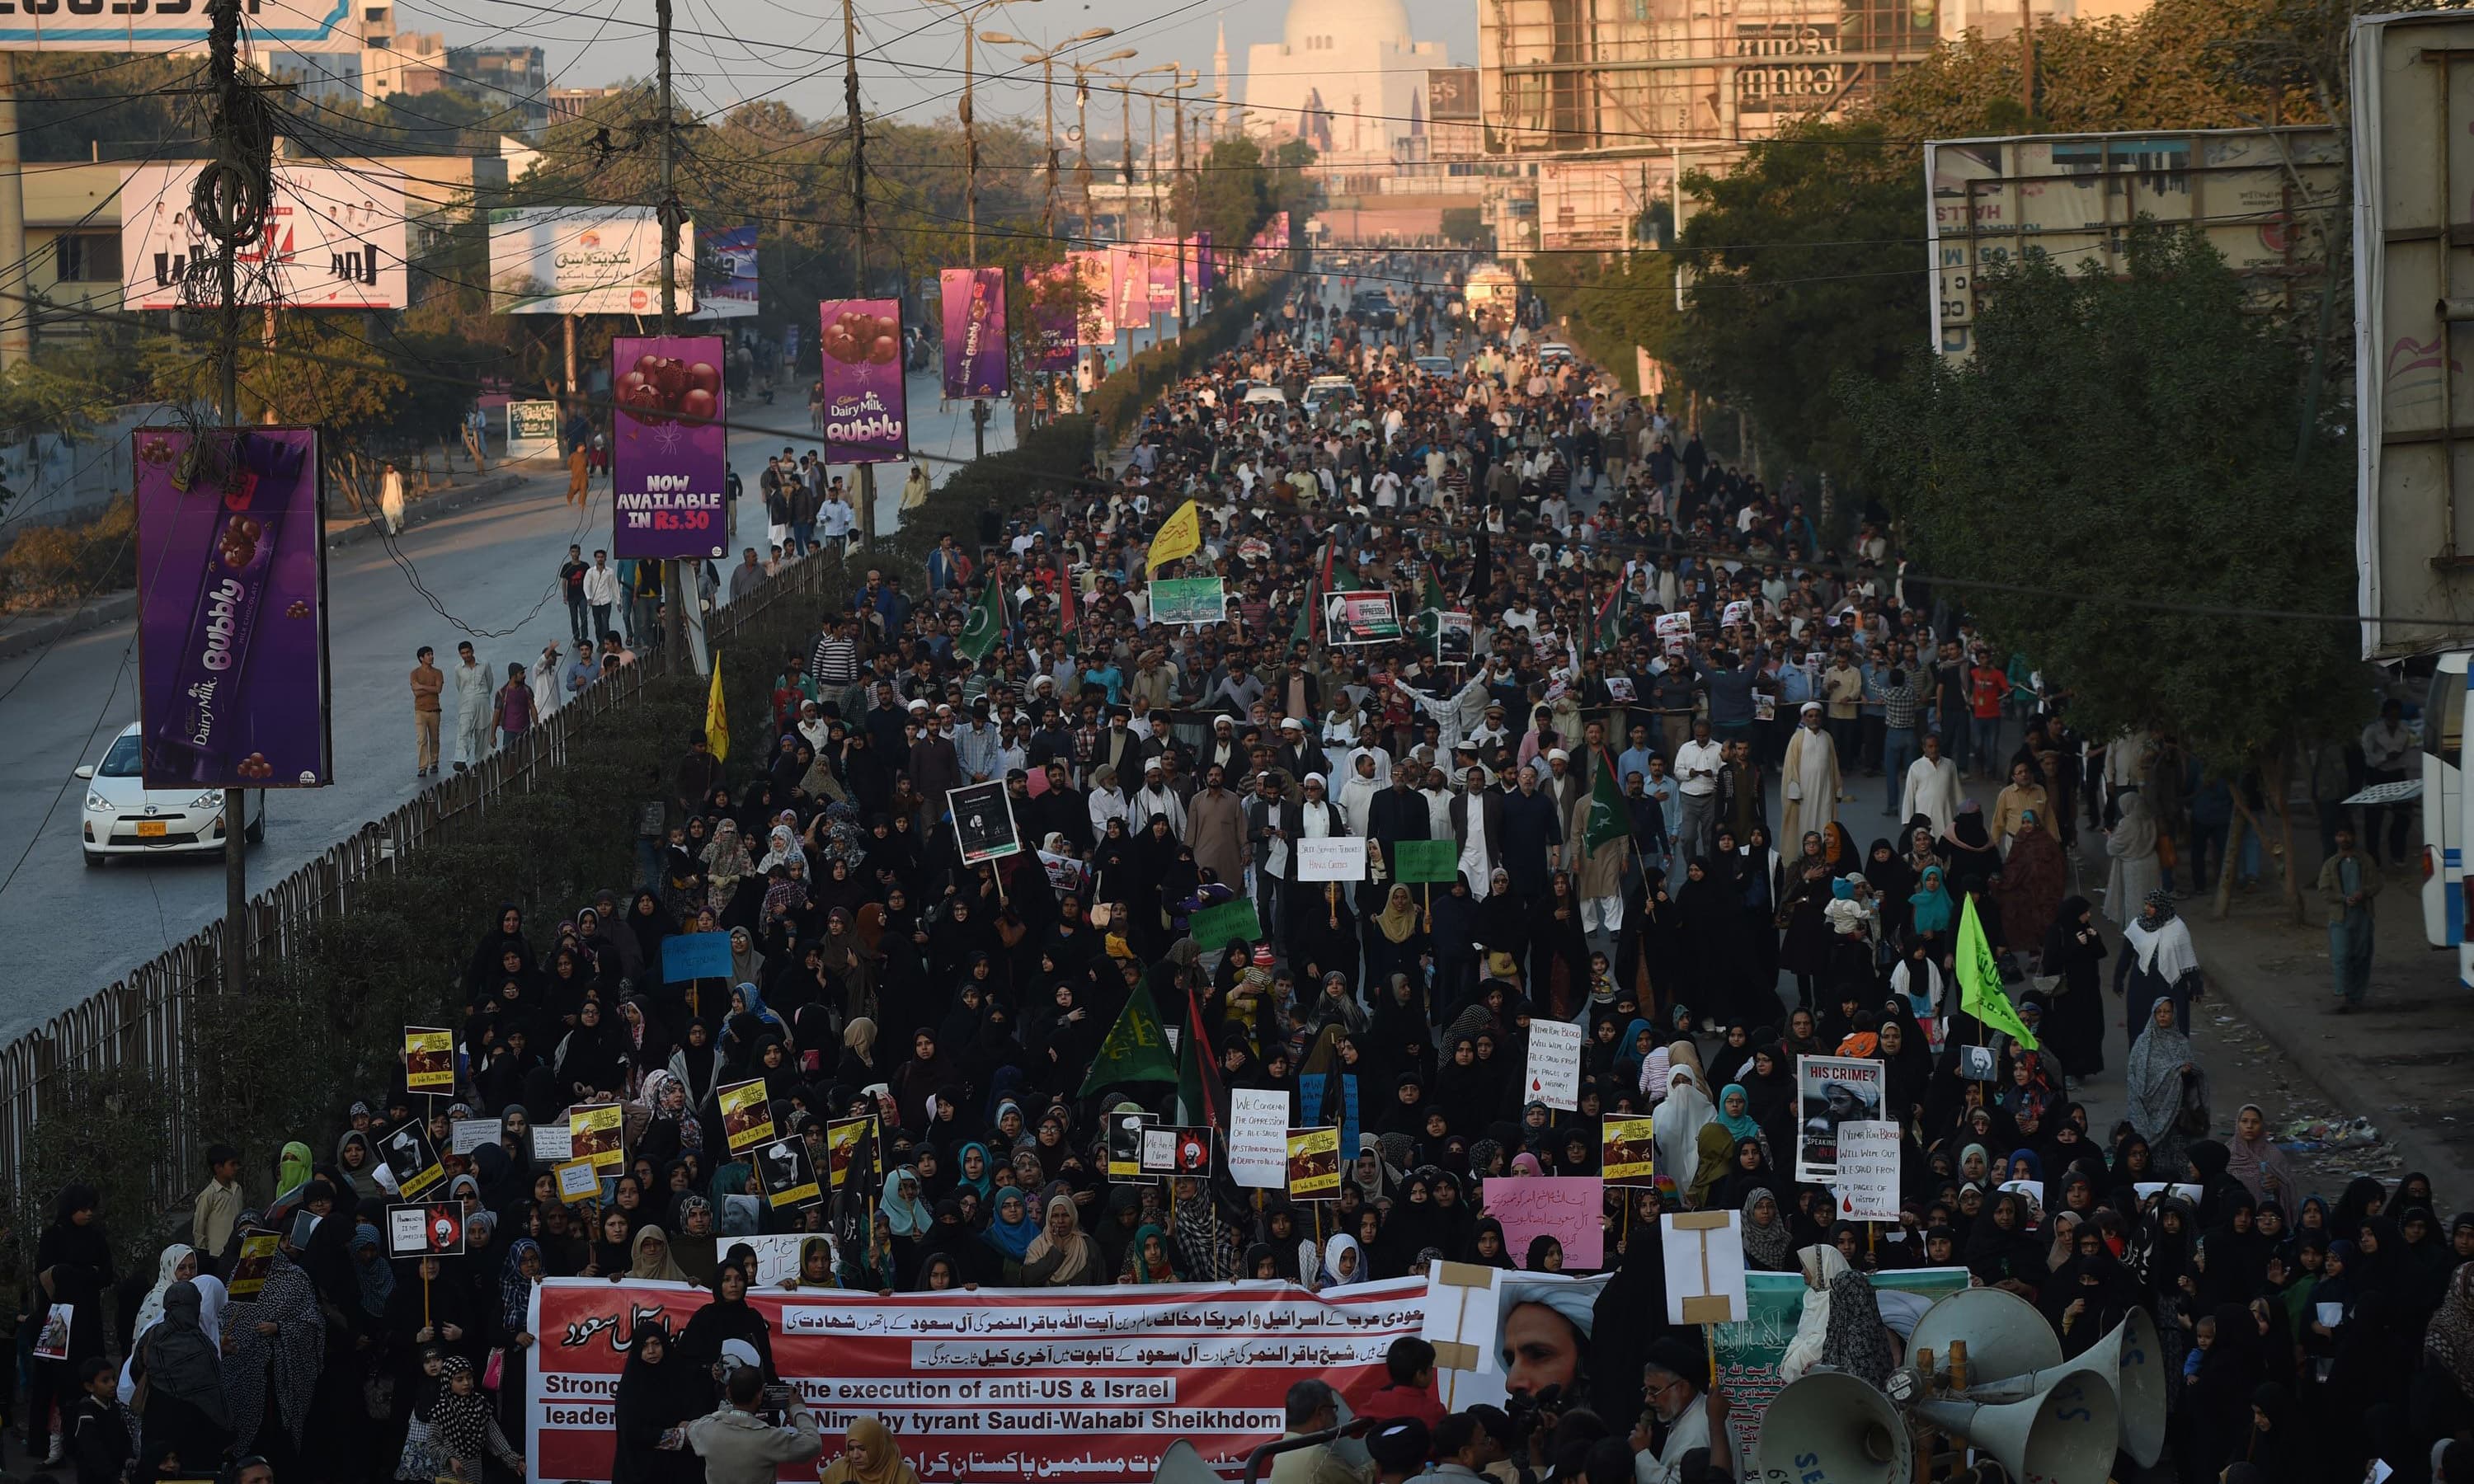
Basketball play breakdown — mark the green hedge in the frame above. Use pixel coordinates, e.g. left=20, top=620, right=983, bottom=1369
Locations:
left=1084, top=271, right=1288, bottom=442
left=15, top=575, right=835, bottom=1271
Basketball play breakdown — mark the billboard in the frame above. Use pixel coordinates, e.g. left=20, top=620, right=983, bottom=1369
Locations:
left=816, top=299, right=908, bottom=465
left=609, top=336, right=727, bottom=560
left=1923, top=126, right=2341, bottom=363
left=0, top=0, right=355, bottom=51
left=1070, top=249, right=1115, bottom=344
left=524, top=1277, right=1424, bottom=1484
left=1537, top=157, right=1663, bottom=252
left=1025, top=262, right=1077, bottom=372
left=122, top=162, right=407, bottom=312
left=486, top=207, right=696, bottom=316
left=133, top=427, right=332, bottom=790
left=938, top=265, right=1010, bottom=400
left=2353, top=13, right=2474, bottom=660
left=691, top=219, right=759, bottom=319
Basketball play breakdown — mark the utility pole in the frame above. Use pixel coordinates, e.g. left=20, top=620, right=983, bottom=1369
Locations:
left=844, top=0, right=877, bottom=551
left=1171, top=72, right=1192, bottom=331
left=0, top=54, right=29, bottom=372
left=2018, top=0, right=2034, bottom=118
left=200, top=0, right=265, bottom=999
left=656, top=0, right=689, bottom=660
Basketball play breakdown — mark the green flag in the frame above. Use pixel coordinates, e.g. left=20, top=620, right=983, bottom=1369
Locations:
left=957, top=580, right=1006, bottom=662
left=1420, top=569, right=1448, bottom=615
left=1591, top=583, right=1624, bottom=654
left=1176, top=993, right=1225, bottom=1131
left=1583, top=748, right=1630, bottom=853
left=1077, top=984, right=1178, bottom=1096
left=1956, top=892, right=2039, bottom=1050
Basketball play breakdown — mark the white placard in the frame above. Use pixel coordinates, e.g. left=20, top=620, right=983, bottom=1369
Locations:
left=1833, top=1120, right=1903, bottom=1223
left=1296, top=837, right=1368, bottom=882
left=451, top=1119, right=501, bottom=1156
left=1522, top=1021, right=1584, bottom=1112
left=1228, top=1089, right=1290, bottom=1190
left=123, top=162, right=409, bottom=312
left=741, top=1232, right=834, bottom=1286
left=1662, top=1212, right=1748, bottom=1326
left=1421, top=1261, right=1504, bottom=1374
left=2133, top=1181, right=2205, bottom=1205
left=533, top=1124, right=573, bottom=1162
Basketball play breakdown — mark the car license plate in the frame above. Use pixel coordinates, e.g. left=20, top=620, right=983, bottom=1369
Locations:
left=135, top=820, right=167, bottom=838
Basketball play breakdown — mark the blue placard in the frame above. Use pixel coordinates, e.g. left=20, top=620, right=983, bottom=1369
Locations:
left=1297, top=1072, right=1361, bottom=1164
left=661, top=931, right=734, bottom=983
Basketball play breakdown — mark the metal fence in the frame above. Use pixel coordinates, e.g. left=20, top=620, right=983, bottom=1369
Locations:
left=0, top=547, right=842, bottom=1209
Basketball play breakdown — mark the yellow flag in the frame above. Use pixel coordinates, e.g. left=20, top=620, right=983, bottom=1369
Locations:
left=704, top=650, right=729, bottom=763
left=1145, top=499, right=1202, bottom=571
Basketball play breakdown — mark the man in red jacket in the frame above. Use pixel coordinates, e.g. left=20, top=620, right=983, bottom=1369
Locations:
left=1360, top=1336, right=1447, bottom=1430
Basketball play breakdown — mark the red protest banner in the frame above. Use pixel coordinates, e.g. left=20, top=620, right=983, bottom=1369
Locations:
left=526, top=1277, right=1426, bottom=1483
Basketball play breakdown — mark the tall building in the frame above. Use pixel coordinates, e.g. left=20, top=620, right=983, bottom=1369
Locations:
left=1211, top=19, right=1233, bottom=143
left=1242, top=0, right=1449, bottom=168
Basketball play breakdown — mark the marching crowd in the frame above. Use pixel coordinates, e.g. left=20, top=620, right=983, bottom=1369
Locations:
left=18, top=263, right=2472, bottom=1484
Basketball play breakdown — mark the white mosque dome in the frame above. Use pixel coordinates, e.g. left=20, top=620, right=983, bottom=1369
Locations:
left=1282, top=0, right=1413, bottom=54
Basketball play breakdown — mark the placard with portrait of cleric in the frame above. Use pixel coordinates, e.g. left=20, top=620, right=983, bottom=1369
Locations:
left=1324, top=589, right=1403, bottom=645
left=1794, top=1054, right=1886, bottom=1182
left=947, top=780, right=1022, bottom=865
left=1437, top=610, right=1475, bottom=665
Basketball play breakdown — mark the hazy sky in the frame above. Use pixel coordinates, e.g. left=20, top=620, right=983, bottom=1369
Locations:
left=407, top=0, right=1475, bottom=136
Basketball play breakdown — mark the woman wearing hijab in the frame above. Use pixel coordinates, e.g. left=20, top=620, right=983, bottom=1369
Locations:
left=1742, top=1191, right=1796, bottom=1272
left=1650, top=1065, right=1715, bottom=1205
left=1319, top=1233, right=1367, bottom=1289
left=131, top=1280, right=233, bottom=1476
left=2125, top=996, right=2208, bottom=1182
left=1907, top=865, right=1954, bottom=960
left=820, top=1416, right=923, bottom=1484
left=1818, top=1269, right=1898, bottom=1387
left=1019, top=1195, right=1103, bottom=1286
left=2224, top=1104, right=2299, bottom=1209
left=1778, top=1243, right=1853, bottom=1384
left=2036, top=895, right=2107, bottom=1078
left=610, top=1327, right=708, bottom=1484
left=223, top=1248, right=324, bottom=1458
left=626, top=1227, right=689, bottom=1283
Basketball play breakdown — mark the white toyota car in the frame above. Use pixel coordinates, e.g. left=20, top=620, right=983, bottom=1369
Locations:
left=77, top=721, right=266, bottom=866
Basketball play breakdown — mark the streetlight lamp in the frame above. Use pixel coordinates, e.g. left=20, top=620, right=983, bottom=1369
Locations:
left=929, top=0, right=1036, bottom=458
left=930, top=0, right=1036, bottom=270
left=1071, top=48, right=1139, bottom=239
left=1001, top=27, right=1116, bottom=236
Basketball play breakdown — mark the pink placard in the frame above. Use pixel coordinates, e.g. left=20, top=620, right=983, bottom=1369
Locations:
left=1480, top=1175, right=1604, bottom=1270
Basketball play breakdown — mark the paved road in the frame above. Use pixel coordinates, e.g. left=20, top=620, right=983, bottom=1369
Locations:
left=0, top=370, right=1011, bottom=1040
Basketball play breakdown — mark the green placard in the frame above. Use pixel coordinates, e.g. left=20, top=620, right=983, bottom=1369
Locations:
left=1187, top=897, right=1263, bottom=949
left=1150, top=576, right=1227, bottom=626
left=1394, top=838, right=1460, bottom=883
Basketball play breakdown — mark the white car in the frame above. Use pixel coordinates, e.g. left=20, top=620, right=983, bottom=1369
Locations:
left=1241, top=385, right=1289, bottom=406
left=1414, top=355, right=1455, bottom=378
left=77, top=722, right=266, bottom=866
left=1302, top=378, right=1360, bottom=414
left=1538, top=341, right=1577, bottom=365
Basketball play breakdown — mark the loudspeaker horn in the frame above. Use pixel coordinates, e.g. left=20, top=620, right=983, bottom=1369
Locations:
left=1913, top=1365, right=2119, bottom=1484
left=1754, top=1372, right=1914, bottom=1484
left=1961, top=1308, right=2166, bottom=1468
left=1154, top=1440, right=1221, bottom=1484
left=1907, top=1285, right=2063, bottom=1386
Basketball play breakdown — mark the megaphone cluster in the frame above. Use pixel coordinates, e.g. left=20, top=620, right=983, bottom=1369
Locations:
left=1753, top=1287, right=2165, bottom=1484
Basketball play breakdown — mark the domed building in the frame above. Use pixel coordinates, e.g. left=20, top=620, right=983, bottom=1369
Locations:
left=1241, top=0, right=1449, bottom=168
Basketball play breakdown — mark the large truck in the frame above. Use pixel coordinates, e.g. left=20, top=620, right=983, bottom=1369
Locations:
left=1462, top=264, right=1518, bottom=328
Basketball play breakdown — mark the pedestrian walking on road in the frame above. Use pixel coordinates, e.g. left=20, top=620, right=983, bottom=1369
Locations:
left=379, top=461, right=406, bottom=535
left=2316, top=824, right=2383, bottom=1012
left=567, top=441, right=590, bottom=508
left=452, top=641, right=492, bottom=772
left=531, top=642, right=565, bottom=721
left=496, top=663, right=536, bottom=749
left=410, top=646, right=443, bottom=777
left=560, top=544, right=590, bottom=646
left=584, top=548, right=621, bottom=641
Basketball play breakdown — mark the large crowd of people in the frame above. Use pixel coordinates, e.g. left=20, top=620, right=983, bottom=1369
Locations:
left=21, top=260, right=2472, bottom=1484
